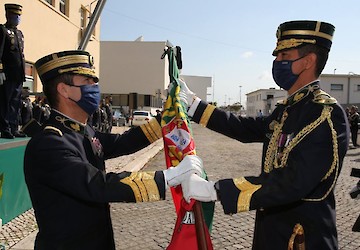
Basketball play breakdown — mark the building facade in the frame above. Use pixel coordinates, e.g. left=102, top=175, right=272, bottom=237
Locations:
left=320, top=74, right=360, bottom=107
left=246, top=88, right=287, bottom=118
left=244, top=74, right=360, bottom=118
left=0, top=0, right=101, bottom=93
left=180, top=75, right=212, bottom=101
left=100, top=40, right=211, bottom=115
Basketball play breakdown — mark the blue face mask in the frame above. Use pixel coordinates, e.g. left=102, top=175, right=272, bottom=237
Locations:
left=69, top=84, right=101, bottom=115
left=7, top=15, right=21, bottom=27
left=272, top=56, right=305, bottom=90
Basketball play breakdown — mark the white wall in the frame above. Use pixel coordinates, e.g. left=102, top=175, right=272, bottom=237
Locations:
left=180, top=75, right=212, bottom=101
left=320, top=74, right=360, bottom=105
left=100, top=41, right=169, bottom=97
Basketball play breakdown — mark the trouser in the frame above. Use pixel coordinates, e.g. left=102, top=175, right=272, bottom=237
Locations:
left=0, top=79, right=23, bottom=133
left=351, top=127, right=359, bottom=146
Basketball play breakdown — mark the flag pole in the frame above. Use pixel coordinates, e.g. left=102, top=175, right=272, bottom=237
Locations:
left=193, top=201, right=208, bottom=250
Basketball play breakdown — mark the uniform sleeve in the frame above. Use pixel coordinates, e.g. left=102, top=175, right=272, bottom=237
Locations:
left=0, top=25, right=5, bottom=71
left=190, top=100, right=270, bottom=143
left=216, top=105, right=348, bottom=214
left=98, top=118, right=162, bottom=160
left=24, top=133, right=166, bottom=204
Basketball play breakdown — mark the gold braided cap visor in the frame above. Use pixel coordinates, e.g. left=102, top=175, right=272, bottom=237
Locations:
left=273, top=26, right=333, bottom=54
left=5, top=4, right=22, bottom=15
left=36, top=54, right=98, bottom=82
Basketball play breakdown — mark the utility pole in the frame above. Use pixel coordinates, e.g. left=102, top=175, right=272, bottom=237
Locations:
left=239, top=85, right=242, bottom=109
left=212, top=76, right=215, bottom=103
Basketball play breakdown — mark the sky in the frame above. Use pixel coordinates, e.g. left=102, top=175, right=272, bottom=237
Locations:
left=100, top=0, right=360, bottom=106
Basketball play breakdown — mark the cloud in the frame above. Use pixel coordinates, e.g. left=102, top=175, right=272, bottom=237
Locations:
left=258, top=70, right=273, bottom=82
left=242, top=51, right=253, bottom=58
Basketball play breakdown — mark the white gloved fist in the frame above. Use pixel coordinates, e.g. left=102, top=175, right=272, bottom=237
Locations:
left=182, top=174, right=217, bottom=203
left=178, top=79, right=195, bottom=107
left=167, top=79, right=195, bottom=107
left=0, top=72, right=6, bottom=85
left=163, top=155, right=203, bottom=188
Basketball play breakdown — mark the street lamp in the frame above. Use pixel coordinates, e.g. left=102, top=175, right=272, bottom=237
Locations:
left=239, top=85, right=242, bottom=108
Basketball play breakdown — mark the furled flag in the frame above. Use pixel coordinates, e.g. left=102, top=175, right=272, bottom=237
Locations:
left=161, top=44, right=214, bottom=249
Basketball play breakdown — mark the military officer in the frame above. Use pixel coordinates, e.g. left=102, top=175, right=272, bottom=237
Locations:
left=0, top=3, right=26, bottom=138
left=178, top=21, right=349, bottom=249
left=24, top=50, right=204, bottom=250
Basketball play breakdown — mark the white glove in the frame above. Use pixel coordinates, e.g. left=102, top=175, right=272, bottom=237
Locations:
left=182, top=174, right=217, bottom=203
left=168, top=79, right=195, bottom=107
left=0, top=72, right=6, bottom=85
left=163, top=155, right=203, bottom=187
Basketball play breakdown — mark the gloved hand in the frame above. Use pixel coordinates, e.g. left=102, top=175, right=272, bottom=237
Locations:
left=182, top=174, right=217, bottom=203
left=0, top=72, right=6, bottom=85
left=168, top=79, right=195, bottom=107
left=163, top=155, right=203, bottom=187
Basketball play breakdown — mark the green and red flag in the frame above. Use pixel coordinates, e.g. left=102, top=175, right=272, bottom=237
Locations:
left=161, top=45, right=214, bottom=249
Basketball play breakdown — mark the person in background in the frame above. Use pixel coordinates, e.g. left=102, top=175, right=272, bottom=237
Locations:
left=20, top=87, right=32, bottom=126
left=155, top=109, right=162, bottom=122
left=178, top=20, right=349, bottom=250
left=349, top=105, right=359, bottom=147
left=24, top=50, right=204, bottom=250
left=0, top=3, right=26, bottom=138
left=105, top=96, right=113, bottom=132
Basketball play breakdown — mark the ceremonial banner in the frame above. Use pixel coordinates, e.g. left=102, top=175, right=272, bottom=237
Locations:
left=161, top=45, right=214, bottom=249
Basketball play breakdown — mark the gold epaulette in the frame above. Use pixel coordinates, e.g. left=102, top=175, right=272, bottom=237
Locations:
left=43, top=126, right=63, bottom=136
left=312, top=89, right=337, bottom=105
left=276, top=99, right=286, bottom=106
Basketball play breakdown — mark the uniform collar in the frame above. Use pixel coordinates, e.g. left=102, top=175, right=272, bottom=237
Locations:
left=283, top=80, right=320, bottom=106
left=5, top=22, right=17, bottom=29
left=52, top=109, right=87, bottom=134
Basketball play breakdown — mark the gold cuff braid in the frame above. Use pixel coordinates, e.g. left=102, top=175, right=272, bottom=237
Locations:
left=120, top=172, right=160, bottom=202
left=140, top=118, right=162, bottom=143
left=233, top=177, right=261, bottom=212
left=199, top=105, right=216, bottom=127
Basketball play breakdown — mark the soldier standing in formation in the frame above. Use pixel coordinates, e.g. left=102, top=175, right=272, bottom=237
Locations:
left=24, top=50, right=203, bottom=249
left=0, top=3, right=26, bottom=138
left=178, top=20, right=349, bottom=250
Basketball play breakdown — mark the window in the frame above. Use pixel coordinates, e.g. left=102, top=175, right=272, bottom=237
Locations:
left=80, top=6, right=96, bottom=36
left=144, top=95, right=151, bottom=106
left=357, top=85, right=360, bottom=91
left=330, top=84, right=343, bottom=91
left=59, top=0, right=67, bottom=15
left=80, top=6, right=88, bottom=29
left=45, top=0, right=53, bottom=5
left=24, top=63, right=34, bottom=92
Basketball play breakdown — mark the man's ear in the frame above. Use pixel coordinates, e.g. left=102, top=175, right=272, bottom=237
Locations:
left=57, top=82, right=69, bottom=99
left=305, top=53, right=317, bottom=70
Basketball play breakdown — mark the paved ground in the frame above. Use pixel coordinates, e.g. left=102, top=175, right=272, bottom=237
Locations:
left=2, top=123, right=360, bottom=249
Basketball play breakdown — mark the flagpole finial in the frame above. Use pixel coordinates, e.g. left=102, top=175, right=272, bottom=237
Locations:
left=166, top=40, right=174, bottom=48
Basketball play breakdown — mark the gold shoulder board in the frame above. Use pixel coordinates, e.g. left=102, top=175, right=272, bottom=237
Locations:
left=312, top=90, right=337, bottom=105
left=43, top=126, right=63, bottom=136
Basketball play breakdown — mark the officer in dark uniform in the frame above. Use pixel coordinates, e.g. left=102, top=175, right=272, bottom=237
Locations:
left=105, top=95, right=113, bottom=132
left=0, top=3, right=26, bottom=138
left=24, top=50, right=204, bottom=250
left=179, top=21, right=349, bottom=250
